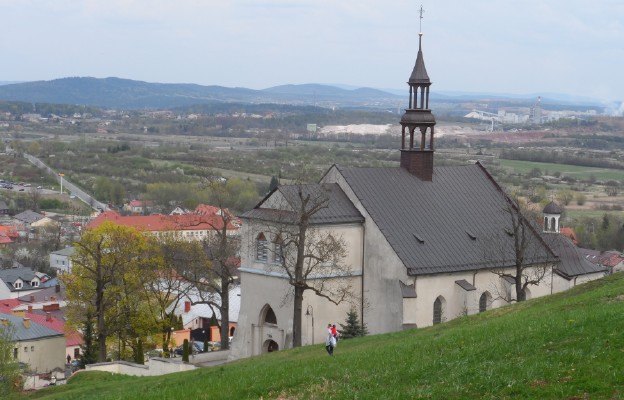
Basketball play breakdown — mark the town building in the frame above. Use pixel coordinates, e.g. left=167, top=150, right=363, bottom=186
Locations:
left=87, top=206, right=240, bottom=241
left=49, top=247, right=75, bottom=274
left=0, top=312, right=66, bottom=387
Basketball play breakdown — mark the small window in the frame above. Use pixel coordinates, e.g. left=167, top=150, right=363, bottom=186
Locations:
left=273, top=236, right=283, bottom=264
left=13, top=348, right=17, bottom=359
left=31, top=281, right=39, bottom=288
left=24, top=347, right=28, bottom=353
left=433, top=297, right=443, bottom=325
left=31, top=346, right=34, bottom=352
left=14, top=282, right=22, bottom=289
left=479, top=292, right=488, bottom=313
left=256, top=233, right=268, bottom=262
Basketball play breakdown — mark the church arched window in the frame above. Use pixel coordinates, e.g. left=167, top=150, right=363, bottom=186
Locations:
left=256, top=233, right=268, bottom=262
left=433, top=296, right=444, bottom=325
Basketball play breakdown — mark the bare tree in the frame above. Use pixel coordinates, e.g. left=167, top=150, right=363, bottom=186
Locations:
left=255, top=183, right=354, bottom=347
left=179, top=181, right=241, bottom=350
left=145, top=236, right=196, bottom=355
left=486, top=194, right=557, bottom=302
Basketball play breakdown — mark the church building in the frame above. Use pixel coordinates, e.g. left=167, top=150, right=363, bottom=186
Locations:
left=230, top=29, right=606, bottom=359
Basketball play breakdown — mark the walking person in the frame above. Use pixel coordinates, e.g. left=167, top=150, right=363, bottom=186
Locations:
left=325, top=324, right=334, bottom=356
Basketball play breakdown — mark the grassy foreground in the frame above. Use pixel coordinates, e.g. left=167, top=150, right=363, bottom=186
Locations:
left=16, top=274, right=624, bottom=400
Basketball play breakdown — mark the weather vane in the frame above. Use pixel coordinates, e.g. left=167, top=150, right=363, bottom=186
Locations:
left=419, top=4, right=425, bottom=33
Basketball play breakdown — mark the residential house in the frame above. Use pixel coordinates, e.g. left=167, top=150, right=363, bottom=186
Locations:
left=0, top=313, right=66, bottom=385
left=123, top=199, right=153, bottom=215
left=0, top=224, right=19, bottom=245
left=49, top=246, right=75, bottom=274
left=169, top=285, right=241, bottom=343
left=12, top=210, right=55, bottom=239
left=10, top=284, right=82, bottom=362
left=0, top=268, right=53, bottom=299
left=0, top=200, right=9, bottom=215
left=230, top=29, right=607, bottom=359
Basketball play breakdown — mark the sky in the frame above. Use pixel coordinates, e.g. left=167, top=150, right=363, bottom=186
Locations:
left=1, top=0, right=623, bottom=102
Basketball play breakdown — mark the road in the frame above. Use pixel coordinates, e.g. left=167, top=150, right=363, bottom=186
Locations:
left=22, top=153, right=109, bottom=212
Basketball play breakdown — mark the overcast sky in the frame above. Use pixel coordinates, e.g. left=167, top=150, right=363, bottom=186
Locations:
left=1, top=1, right=622, bottom=102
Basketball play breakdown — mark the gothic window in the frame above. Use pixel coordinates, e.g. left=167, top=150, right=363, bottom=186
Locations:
left=544, top=217, right=549, bottom=231
left=479, top=292, right=489, bottom=313
left=263, top=306, right=277, bottom=325
left=256, top=233, right=268, bottom=262
left=433, top=296, right=443, bottom=325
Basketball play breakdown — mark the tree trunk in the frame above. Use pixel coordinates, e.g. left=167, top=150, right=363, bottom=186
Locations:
left=293, top=285, right=304, bottom=347
left=220, top=276, right=230, bottom=350
left=292, top=222, right=307, bottom=348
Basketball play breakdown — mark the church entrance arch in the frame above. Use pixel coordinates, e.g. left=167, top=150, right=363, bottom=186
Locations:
left=263, top=339, right=279, bottom=353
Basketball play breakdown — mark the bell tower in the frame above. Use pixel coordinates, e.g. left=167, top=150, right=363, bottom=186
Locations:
left=400, top=8, right=436, bottom=181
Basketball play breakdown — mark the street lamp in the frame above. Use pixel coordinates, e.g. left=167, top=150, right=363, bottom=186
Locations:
left=58, top=173, right=64, bottom=194
left=305, top=305, right=314, bottom=345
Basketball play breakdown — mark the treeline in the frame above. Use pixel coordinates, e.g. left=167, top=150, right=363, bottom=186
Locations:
left=500, top=149, right=624, bottom=170
left=0, top=100, right=102, bottom=117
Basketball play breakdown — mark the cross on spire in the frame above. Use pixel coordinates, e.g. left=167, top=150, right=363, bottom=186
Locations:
left=419, top=4, right=425, bottom=33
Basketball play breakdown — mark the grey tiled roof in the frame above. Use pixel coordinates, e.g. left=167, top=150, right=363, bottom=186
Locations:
left=50, top=246, right=75, bottom=257
left=0, top=312, right=63, bottom=341
left=549, top=235, right=607, bottom=279
left=13, top=210, right=45, bottom=224
left=242, top=183, right=364, bottom=225
left=0, top=267, right=51, bottom=292
left=334, top=163, right=556, bottom=276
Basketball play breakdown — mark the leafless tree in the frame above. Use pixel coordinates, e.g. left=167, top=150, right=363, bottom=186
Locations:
left=486, top=193, right=558, bottom=303
left=254, top=183, right=354, bottom=347
left=178, top=181, right=241, bottom=351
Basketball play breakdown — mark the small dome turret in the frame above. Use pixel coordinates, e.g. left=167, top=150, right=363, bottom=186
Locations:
left=543, top=201, right=563, bottom=233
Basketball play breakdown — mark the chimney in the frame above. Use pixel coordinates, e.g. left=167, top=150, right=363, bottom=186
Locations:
left=43, top=303, right=60, bottom=312
left=50, top=296, right=56, bottom=302
left=46, top=312, right=52, bottom=322
left=55, top=284, right=60, bottom=293
left=184, top=301, right=191, bottom=313
left=27, top=305, right=33, bottom=313
left=30, top=295, right=35, bottom=302
left=23, top=318, right=30, bottom=329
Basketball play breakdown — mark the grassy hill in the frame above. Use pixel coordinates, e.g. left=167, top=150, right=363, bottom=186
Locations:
left=16, top=274, right=624, bottom=399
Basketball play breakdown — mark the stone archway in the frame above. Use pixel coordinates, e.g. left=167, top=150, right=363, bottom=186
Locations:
left=263, top=339, right=279, bottom=353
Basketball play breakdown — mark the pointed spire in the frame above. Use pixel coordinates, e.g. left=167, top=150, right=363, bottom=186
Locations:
left=409, top=33, right=430, bottom=84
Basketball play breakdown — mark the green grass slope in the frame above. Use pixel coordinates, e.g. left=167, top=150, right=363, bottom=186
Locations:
left=18, top=274, right=624, bottom=399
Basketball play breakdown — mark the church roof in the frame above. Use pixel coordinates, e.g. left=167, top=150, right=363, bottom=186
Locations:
left=242, top=183, right=364, bottom=225
left=549, top=235, right=607, bottom=279
left=332, top=163, right=556, bottom=276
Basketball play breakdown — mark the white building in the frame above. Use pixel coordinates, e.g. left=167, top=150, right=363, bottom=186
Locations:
left=230, top=30, right=606, bottom=360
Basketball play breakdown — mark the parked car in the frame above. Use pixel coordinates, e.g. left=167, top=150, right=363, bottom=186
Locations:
left=173, top=342, right=204, bottom=356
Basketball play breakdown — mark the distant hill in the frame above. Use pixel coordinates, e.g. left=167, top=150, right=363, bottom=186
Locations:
left=0, top=78, right=403, bottom=110
left=0, top=77, right=601, bottom=110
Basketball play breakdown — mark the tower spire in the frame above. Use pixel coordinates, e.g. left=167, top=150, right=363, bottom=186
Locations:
left=399, top=7, right=436, bottom=181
